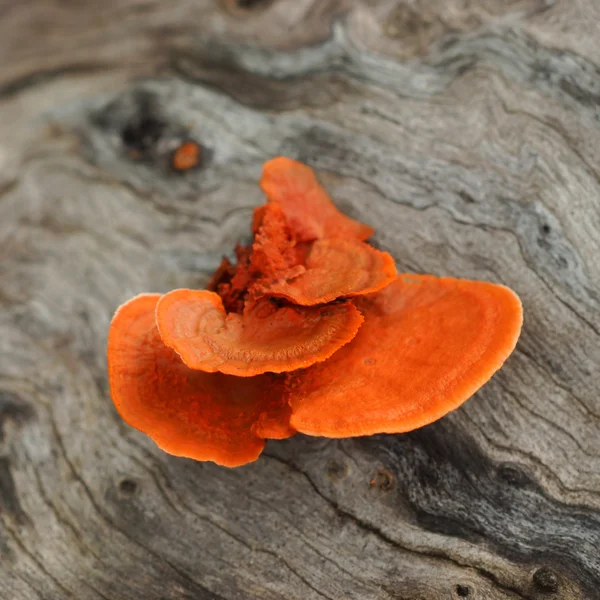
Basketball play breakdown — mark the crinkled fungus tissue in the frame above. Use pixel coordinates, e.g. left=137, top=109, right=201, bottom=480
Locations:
left=108, top=156, right=523, bottom=467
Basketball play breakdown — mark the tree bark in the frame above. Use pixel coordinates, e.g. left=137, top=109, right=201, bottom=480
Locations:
left=1, top=1, right=600, bottom=598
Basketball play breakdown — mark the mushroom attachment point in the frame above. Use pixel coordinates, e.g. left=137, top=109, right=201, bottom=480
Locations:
left=155, top=289, right=364, bottom=376
left=287, top=274, right=523, bottom=437
left=107, top=294, right=295, bottom=467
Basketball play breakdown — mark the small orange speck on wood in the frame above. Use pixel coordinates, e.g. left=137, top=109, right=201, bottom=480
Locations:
left=172, top=141, right=201, bottom=171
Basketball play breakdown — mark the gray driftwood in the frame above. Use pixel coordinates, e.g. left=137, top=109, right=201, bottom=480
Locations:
left=2, top=1, right=600, bottom=599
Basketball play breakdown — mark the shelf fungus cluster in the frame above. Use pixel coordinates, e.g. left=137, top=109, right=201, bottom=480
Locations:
left=108, top=157, right=523, bottom=467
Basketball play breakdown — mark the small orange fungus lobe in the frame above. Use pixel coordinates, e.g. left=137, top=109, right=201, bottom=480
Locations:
left=287, top=274, right=523, bottom=437
left=260, top=157, right=374, bottom=242
left=172, top=141, right=201, bottom=171
left=248, top=202, right=394, bottom=305
left=107, top=294, right=294, bottom=467
left=155, top=289, right=364, bottom=376
left=262, top=238, right=397, bottom=305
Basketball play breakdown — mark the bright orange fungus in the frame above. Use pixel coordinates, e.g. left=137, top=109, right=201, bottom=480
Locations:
left=172, top=141, right=201, bottom=171
left=107, top=157, right=523, bottom=466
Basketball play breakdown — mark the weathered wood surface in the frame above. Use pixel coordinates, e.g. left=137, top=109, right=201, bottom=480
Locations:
left=2, top=1, right=600, bottom=598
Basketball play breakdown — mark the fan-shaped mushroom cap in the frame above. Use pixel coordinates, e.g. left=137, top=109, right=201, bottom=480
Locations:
left=107, top=294, right=295, bottom=467
left=287, top=274, right=523, bottom=437
left=260, top=157, right=374, bottom=242
left=155, top=289, right=363, bottom=376
left=262, top=238, right=397, bottom=305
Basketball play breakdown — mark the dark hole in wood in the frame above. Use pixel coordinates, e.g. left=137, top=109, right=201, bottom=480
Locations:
left=497, top=464, right=529, bottom=487
left=0, top=458, right=24, bottom=519
left=118, top=479, right=138, bottom=496
left=326, top=459, right=347, bottom=481
left=121, top=116, right=164, bottom=153
left=370, top=467, right=394, bottom=491
left=0, top=391, right=34, bottom=442
left=541, top=224, right=551, bottom=235
left=459, top=190, right=476, bottom=204
left=533, top=567, right=559, bottom=593
left=455, top=584, right=471, bottom=597
left=236, top=0, right=269, bottom=8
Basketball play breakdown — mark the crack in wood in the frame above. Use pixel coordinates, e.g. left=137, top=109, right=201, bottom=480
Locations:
left=262, top=452, right=529, bottom=599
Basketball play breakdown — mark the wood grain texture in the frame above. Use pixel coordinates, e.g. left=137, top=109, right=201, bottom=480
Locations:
left=1, top=1, right=600, bottom=598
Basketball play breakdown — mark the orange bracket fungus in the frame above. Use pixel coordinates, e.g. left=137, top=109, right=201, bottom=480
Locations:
left=107, top=157, right=523, bottom=467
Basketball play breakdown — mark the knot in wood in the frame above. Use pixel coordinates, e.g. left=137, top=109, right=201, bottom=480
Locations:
left=532, top=567, right=559, bottom=593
